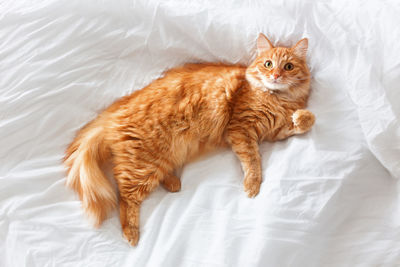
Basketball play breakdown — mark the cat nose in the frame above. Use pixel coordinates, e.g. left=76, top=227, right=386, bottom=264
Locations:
left=273, top=73, right=280, bottom=79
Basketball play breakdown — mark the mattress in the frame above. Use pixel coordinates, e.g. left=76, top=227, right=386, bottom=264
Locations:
left=1, top=1, right=400, bottom=266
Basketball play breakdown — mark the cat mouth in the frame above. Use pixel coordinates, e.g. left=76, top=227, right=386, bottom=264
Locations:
left=264, top=80, right=289, bottom=90
left=268, top=78, right=283, bottom=84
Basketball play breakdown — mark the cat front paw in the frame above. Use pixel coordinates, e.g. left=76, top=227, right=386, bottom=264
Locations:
left=244, top=176, right=261, bottom=198
left=292, top=109, right=315, bottom=133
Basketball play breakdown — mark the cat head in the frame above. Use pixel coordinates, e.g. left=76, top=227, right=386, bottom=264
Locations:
left=246, top=33, right=310, bottom=96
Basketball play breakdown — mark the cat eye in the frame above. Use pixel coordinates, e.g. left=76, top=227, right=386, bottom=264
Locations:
left=284, top=63, right=294, bottom=71
left=264, top=60, right=273, bottom=69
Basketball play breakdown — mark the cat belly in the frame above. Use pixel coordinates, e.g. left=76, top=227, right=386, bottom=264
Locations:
left=168, top=132, right=226, bottom=168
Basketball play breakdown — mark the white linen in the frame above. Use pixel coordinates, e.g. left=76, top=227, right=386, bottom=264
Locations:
left=1, top=1, right=400, bottom=266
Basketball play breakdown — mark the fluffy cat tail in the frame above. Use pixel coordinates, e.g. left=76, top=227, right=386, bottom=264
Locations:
left=64, top=123, right=116, bottom=227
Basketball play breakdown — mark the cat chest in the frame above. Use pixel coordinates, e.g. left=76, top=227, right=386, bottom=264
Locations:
left=253, top=108, right=292, bottom=139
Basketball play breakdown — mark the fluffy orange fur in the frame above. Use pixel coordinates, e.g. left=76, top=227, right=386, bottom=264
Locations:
left=64, top=33, right=315, bottom=246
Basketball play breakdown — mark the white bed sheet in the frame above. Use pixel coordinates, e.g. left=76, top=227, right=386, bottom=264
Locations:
left=1, top=1, right=400, bottom=266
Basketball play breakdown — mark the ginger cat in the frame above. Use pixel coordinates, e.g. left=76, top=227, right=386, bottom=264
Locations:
left=64, top=33, right=315, bottom=246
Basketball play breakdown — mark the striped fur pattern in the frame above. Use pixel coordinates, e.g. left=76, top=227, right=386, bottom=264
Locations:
left=64, top=33, right=315, bottom=246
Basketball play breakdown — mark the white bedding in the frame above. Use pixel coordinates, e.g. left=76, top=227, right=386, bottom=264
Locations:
left=1, top=1, right=400, bottom=266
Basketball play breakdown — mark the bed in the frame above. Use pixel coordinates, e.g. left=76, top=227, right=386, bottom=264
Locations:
left=1, top=1, right=400, bottom=266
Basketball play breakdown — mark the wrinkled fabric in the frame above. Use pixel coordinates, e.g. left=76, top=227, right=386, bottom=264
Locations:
left=1, top=1, right=400, bottom=266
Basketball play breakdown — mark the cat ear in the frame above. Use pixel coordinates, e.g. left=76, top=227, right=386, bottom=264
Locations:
left=257, top=33, right=274, bottom=54
left=292, top=38, right=308, bottom=58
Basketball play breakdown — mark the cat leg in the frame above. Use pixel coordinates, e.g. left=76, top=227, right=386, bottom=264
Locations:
left=161, top=173, right=181, bottom=192
left=114, top=163, right=165, bottom=246
left=227, top=132, right=262, bottom=198
left=119, top=197, right=141, bottom=246
left=117, top=176, right=161, bottom=246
